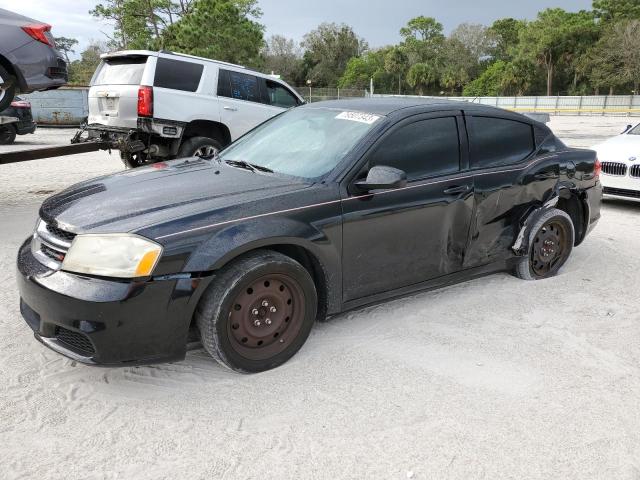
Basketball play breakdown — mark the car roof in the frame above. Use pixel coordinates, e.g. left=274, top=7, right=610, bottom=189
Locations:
left=303, top=97, right=529, bottom=119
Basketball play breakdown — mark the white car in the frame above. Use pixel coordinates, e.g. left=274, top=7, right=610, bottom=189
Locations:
left=85, top=50, right=304, bottom=167
left=591, top=124, right=640, bottom=200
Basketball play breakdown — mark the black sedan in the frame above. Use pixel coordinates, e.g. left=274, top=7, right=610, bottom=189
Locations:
left=17, top=98, right=602, bottom=372
left=0, top=96, right=36, bottom=144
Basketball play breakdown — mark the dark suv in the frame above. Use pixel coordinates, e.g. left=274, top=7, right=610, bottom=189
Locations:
left=17, top=99, right=602, bottom=373
left=0, top=8, right=67, bottom=111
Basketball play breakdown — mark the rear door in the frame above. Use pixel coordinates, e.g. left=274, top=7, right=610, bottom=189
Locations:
left=217, top=69, right=282, bottom=140
left=88, top=55, right=149, bottom=128
left=463, top=115, right=557, bottom=267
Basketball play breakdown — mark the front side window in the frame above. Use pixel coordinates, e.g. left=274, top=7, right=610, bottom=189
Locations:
left=367, top=117, right=461, bottom=180
left=218, top=69, right=261, bottom=103
left=265, top=80, right=299, bottom=108
left=469, top=116, right=534, bottom=168
left=154, top=58, right=203, bottom=92
left=219, top=108, right=380, bottom=179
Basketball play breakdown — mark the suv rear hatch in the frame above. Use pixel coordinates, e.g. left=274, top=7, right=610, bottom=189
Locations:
left=88, top=54, right=150, bottom=129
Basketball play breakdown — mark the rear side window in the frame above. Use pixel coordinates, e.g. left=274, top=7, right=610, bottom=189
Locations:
left=469, top=116, right=534, bottom=168
left=264, top=80, right=299, bottom=108
left=92, top=57, right=147, bottom=85
left=154, top=58, right=203, bottom=92
left=218, top=69, right=261, bottom=103
left=369, top=117, right=460, bottom=180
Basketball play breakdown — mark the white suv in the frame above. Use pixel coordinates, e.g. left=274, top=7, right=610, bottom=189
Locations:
left=86, top=50, right=304, bottom=167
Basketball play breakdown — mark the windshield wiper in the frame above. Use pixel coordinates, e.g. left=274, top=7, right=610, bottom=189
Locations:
left=224, top=159, right=274, bottom=173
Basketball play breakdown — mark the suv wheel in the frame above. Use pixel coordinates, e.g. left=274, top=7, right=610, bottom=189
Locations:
left=0, top=124, right=16, bottom=145
left=0, top=65, right=16, bottom=112
left=196, top=250, right=317, bottom=373
left=178, top=136, right=223, bottom=158
left=514, top=208, right=575, bottom=280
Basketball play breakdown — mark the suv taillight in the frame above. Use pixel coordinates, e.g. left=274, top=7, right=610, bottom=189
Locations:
left=594, top=157, right=601, bottom=180
left=21, top=24, right=54, bottom=47
left=137, top=86, right=153, bottom=117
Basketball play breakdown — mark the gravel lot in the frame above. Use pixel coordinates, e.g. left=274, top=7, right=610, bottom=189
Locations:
left=1, top=117, right=639, bottom=480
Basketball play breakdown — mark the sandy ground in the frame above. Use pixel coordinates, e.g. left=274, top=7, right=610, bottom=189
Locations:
left=1, top=118, right=640, bottom=480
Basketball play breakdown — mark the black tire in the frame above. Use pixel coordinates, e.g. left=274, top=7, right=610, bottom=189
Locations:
left=514, top=208, right=575, bottom=280
left=178, top=136, right=222, bottom=158
left=119, top=150, right=146, bottom=169
left=0, top=64, right=16, bottom=112
left=196, top=250, right=317, bottom=373
left=0, top=124, right=16, bottom=145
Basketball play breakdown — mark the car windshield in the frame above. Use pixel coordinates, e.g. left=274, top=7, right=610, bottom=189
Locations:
left=218, top=107, right=382, bottom=179
left=627, top=124, right=640, bottom=135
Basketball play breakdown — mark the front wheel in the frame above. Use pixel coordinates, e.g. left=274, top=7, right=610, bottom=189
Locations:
left=0, top=65, right=16, bottom=112
left=514, top=208, right=575, bottom=280
left=178, top=136, right=222, bottom=158
left=196, top=250, right=317, bottom=373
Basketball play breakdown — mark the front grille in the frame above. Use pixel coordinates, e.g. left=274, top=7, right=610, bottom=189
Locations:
left=601, top=162, right=627, bottom=176
left=631, top=165, right=640, bottom=178
left=55, top=326, right=95, bottom=356
left=41, top=242, right=65, bottom=262
left=45, top=223, right=76, bottom=242
left=603, top=187, right=640, bottom=198
left=32, top=220, right=75, bottom=269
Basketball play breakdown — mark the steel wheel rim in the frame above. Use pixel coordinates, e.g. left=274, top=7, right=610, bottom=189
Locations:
left=194, top=145, right=218, bottom=157
left=227, top=273, right=305, bottom=360
left=531, top=219, right=569, bottom=276
left=0, top=72, right=6, bottom=103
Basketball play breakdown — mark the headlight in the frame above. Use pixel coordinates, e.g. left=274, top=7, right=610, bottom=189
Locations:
left=62, top=234, right=163, bottom=278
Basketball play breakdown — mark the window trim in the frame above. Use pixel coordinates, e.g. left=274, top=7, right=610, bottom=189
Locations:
left=345, top=111, right=467, bottom=194
left=467, top=114, right=536, bottom=171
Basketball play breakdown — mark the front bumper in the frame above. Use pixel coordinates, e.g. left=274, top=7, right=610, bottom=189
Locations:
left=17, top=239, right=211, bottom=366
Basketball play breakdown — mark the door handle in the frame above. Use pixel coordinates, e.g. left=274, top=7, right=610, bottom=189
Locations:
left=443, top=185, right=471, bottom=195
left=223, top=106, right=238, bottom=111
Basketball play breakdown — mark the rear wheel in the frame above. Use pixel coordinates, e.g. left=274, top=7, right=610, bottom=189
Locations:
left=178, top=136, right=222, bottom=158
left=0, top=65, right=16, bottom=112
left=514, top=208, right=575, bottom=280
left=0, top=124, right=16, bottom=145
left=196, top=250, right=317, bottom=373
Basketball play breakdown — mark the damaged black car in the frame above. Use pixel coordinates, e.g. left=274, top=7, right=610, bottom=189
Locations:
left=17, top=98, right=602, bottom=372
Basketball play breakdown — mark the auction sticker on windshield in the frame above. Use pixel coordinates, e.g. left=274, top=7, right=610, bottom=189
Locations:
left=335, top=111, right=381, bottom=124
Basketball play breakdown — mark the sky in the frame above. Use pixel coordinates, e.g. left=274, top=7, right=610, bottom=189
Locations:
left=0, top=0, right=594, bottom=58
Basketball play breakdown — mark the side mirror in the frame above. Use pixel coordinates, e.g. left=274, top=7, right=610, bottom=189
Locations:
left=354, top=166, right=407, bottom=192
left=623, top=124, right=633, bottom=134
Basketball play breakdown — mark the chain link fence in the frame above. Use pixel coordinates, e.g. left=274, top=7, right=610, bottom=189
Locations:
left=293, top=87, right=366, bottom=103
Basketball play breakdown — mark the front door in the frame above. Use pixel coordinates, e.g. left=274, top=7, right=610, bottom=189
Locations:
left=341, top=113, right=475, bottom=301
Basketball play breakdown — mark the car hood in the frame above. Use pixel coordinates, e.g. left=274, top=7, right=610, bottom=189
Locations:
left=40, top=158, right=311, bottom=234
left=592, top=134, right=640, bottom=161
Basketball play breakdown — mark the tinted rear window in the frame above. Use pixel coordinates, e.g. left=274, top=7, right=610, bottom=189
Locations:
left=469, top=116, right=535, bottom=168
left=217, top=69, right=261, bottom=103
left=92, top=57, right=147, bottom=86
left=154, top=58, right=203, bottom=92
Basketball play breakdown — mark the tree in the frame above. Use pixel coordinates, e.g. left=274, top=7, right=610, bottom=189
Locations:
left=439, top=38, right=475, bottom=93
left=162, top=0, right=264, bottom=66
left=516, top=8, right=599, bottom=95
left=400, top=16, right=444, bottom=64
left=488, top=18, right=525, bottom=62
left=68, top=41, right=109, bottom=85
left=406, top=62, right=439, bottom=95
left=462, top=60, right=532, bottom=96
left=262, top=35, right=302, bottom=83
left=384, top=47, right=409, bottom=94
left=54, top=37, right=79, bottom=64
left=450, top=23, right=495, bottom=64
left=593, top=0, right=640, bottom=22
left=301, top=23, right=367, bottom=86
